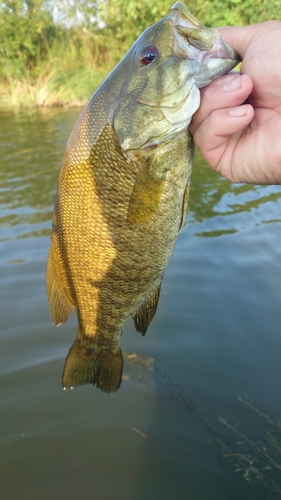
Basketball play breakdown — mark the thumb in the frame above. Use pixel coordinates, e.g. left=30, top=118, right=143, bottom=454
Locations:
left=218, top=23, right=278, bottom=60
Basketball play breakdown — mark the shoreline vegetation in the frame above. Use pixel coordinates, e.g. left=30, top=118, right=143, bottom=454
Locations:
left=0, top=0, right=279, bottom=108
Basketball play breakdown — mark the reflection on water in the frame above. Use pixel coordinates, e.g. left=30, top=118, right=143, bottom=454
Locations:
left=1, top=109, right=281, bottom=499
left=0, top=108, right=73, bottom=241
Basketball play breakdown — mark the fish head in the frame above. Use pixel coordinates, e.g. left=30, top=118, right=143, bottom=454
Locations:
left=113, top=2, right=240, bottom=152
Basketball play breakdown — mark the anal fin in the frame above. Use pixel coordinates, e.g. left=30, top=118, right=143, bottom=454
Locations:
left=46, top=249, right=75, bottom=325
left=179, top=180, right=190, bottom=231
left=131, top=282, right=162, bottom=336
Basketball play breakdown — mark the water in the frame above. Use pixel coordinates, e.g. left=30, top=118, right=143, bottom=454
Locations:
left=1, top=108, right=281, bottom=499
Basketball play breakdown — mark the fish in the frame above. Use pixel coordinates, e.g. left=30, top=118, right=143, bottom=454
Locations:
left=46, top=2, right=239, bottom=393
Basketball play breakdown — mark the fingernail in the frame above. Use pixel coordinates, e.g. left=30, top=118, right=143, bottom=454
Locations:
left=229, top=106, right=248, bottom=117
left=215, top=73, right=237, bottom=86
left=223, top=77, right=242, bottom=92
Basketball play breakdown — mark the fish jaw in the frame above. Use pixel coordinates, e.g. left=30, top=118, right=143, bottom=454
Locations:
left=171, top=3, right=240, bottom=88
left=169, top=2, right=240, bottom=88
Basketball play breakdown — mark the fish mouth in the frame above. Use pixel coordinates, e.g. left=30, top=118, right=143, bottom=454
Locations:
left=169, top=2, right=240, bottom=86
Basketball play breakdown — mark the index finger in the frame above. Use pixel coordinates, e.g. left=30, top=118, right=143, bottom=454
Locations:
left=189, top=73, right=253, bottom=135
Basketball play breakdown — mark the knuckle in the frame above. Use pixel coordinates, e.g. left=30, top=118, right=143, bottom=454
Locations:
left=201, top=86, right=217, bottom=108
left=209, top=110, right=223, bottom=131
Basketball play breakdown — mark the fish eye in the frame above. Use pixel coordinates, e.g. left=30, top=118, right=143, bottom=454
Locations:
left=140, top=45, right=159, bottom=66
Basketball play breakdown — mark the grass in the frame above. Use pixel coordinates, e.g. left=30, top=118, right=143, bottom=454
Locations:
left=217, top=395, right=281, bottom=496
left=0, top=62, right=110, bottom=108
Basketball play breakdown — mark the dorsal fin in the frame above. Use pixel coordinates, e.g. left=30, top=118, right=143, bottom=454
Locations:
left=131, top=282, right=162, bottom=336
left=46, top=249, right=75, bottom=325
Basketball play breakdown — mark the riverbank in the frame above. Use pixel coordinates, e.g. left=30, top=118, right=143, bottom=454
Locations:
left=0, top=66, right=110, bottom=108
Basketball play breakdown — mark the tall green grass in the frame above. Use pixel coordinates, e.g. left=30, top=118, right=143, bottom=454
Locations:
left=0, top=63, right=109, bottom=108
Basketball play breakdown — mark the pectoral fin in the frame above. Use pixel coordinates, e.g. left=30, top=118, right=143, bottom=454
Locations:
left=127, top=162, right=165, bottom=224
left=46, top=249, right=75, bottom=325
left=131, top=282, right=161, bottom=335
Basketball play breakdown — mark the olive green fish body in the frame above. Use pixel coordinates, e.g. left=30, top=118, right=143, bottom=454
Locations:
left=48, top=122, right=192, bottom=391
left=47, top=2, right=239, bottom=392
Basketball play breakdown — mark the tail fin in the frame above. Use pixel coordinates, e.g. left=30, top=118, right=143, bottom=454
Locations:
left=62, top=339, right=123, bottom=393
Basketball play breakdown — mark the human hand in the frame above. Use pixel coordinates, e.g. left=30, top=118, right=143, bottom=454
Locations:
left=189, top=22, right=281, bottom=184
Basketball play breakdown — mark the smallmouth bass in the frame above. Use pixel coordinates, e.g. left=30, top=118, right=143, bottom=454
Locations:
left=47, top=2, right=239, bottom=392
